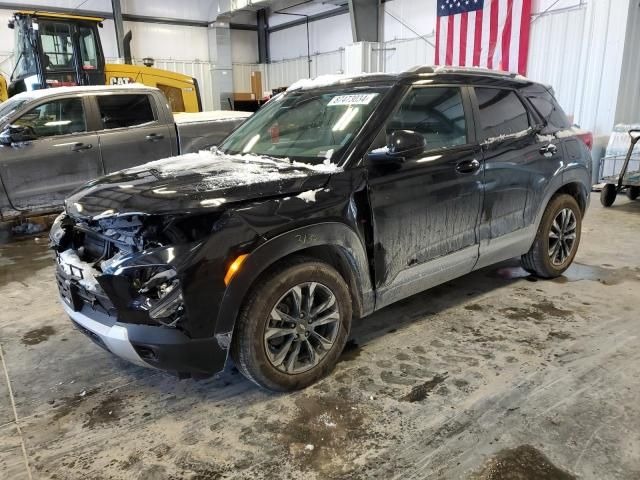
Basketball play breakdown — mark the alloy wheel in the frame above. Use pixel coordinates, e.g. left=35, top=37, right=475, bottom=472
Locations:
left=263, top=282, right=340, bottom=374
left=548, top=208, right=577, bottom=266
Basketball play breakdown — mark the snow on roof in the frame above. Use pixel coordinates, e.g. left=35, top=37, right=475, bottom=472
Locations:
left=9, top=83, right=157, bottom=102
left=287, top=73, right=389, bottom=91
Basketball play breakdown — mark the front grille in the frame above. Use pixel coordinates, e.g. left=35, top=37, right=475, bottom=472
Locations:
left=55, top=261, right=115, bottom=315
left=72, top=320, right=109, bottom=351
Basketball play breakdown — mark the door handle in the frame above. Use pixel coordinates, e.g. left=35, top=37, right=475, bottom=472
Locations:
left=456, top=158, right=480, bottom=174
left=540, top=143, right=558, bottom=157
left=145, top=133, right=164, bottom=142
left=71, top=142, right=92, bottom=152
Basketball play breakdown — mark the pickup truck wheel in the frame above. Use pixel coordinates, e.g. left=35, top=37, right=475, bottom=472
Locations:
left=231, top=258, right=352, bottom=392
left=626, top=186, right=640, bottom=200
left=600, top=184, right=617, bottom=207
left=521, top=194, right=582, bottom=279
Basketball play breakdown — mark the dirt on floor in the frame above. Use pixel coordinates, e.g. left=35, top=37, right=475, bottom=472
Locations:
left=0, top=198, right=639, bottom=479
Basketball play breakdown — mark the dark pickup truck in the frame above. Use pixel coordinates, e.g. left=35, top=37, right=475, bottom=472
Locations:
left=0, top=84, right=249, bottom=219
left=50, top=67, right=592, bottom=391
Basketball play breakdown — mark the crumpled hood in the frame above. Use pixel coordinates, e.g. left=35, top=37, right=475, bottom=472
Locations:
left=65, top=150, right=339, bottom=219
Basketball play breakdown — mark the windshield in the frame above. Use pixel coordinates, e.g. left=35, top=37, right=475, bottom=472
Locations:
left=219, top=86, right=389, bottom=164
left=0, top=98, right=29, bottom=124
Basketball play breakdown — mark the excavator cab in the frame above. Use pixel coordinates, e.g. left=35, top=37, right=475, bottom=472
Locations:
left=2, top=11, right=201, bottom=112
left=8, top=11, right=106, bottom=95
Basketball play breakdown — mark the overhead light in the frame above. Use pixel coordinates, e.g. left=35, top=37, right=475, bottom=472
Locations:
left=242, top=134, right=260, bottom=153
left=332, top=107, right=359, bottom=132
left=153, top=187, right=177, bottom=194
left=200, top=198, right=226, bottom=207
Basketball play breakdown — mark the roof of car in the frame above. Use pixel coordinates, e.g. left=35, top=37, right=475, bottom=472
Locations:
left=287, top=66, right=538, bottom=91
left=10, top=84, right=159, bottom=102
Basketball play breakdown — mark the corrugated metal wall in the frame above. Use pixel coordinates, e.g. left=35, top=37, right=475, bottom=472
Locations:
left=232, top=49, right=344, bottom=93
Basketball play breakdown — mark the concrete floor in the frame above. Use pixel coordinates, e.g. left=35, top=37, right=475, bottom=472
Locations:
left=0, top=197, right=639, bottom=480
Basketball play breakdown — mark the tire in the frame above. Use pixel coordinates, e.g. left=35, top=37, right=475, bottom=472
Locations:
left=521, top=194, right=582, bottom=279
left=231, top=257, right=352, bottom=391
left=626, top=186, right=640, bottom=200
left=600, top=184, right=617, bottom=207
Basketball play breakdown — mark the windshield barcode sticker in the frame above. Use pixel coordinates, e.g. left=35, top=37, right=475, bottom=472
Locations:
left=327, top=94, right=378, bottom=106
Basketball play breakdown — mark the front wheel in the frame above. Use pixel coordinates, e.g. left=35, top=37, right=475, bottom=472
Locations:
left=231, top=258, right=352, bottom=391
left=521, top=194, right=582, bottom=278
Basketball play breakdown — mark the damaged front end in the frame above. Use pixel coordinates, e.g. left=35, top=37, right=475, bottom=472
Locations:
left=50, top=210, right=229, bottom=377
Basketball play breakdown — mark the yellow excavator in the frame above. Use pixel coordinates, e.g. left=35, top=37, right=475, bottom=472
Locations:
left=0, top=11, right=202, bottom=112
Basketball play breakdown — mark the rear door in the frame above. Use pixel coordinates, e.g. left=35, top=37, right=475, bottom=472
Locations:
left=471, top=86, right=561, bottom=268
left=94, top=93, right=173, bottom=173
left=0, top=96, right=102, bottom=209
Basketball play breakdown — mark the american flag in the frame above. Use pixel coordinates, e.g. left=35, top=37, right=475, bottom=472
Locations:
left=435, top=0, right=532, bottom=75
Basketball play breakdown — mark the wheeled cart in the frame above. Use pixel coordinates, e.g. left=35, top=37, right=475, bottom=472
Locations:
left=600, top=129, right=640, bottom=207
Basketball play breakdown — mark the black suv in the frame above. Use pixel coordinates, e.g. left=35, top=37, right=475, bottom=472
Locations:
left=51, top=67, right=591, bottom=391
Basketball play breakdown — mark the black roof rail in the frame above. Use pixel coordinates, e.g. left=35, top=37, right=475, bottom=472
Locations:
left=402, top=65, right=524, bottom=79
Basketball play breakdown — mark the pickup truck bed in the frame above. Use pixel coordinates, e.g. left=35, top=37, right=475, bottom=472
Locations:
left=174, top=111, right=250, bottom=154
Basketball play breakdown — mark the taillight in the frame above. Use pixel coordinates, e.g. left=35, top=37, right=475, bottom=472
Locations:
left=577, top=131, right=593, bottom=150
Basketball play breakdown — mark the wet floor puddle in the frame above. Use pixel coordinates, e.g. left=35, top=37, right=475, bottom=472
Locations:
left=494, top=262, right=640, bottom=286
left=471, top=445, right=576, bottom=479
left=21, top=326, right=56, bottom=346
left=0, top=237, right=53, bottom=287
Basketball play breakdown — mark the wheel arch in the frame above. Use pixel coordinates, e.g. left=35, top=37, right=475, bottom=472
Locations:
left=554, top=181, right=589, bottom=215
left=214, top=222, right=374, bottom=341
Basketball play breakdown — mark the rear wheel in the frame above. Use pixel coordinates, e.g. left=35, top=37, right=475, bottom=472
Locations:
left=231, top=258, right=352, bottom=391
left=626, top=186, right=640, bottom=200
left=521, top=194, right=582, bottom=278
left=600, top=184, right=617, bottom=207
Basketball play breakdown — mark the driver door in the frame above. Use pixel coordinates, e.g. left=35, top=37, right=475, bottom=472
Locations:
left=366, top=85, right=484, bottom=308
left=0, top=96, right=102, bottom=210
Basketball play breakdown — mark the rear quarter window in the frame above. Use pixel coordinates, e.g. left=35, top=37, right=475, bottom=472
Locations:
left=526, top=91, right=571, bottom=133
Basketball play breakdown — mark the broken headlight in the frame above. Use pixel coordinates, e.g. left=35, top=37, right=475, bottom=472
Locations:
left=130, top=267, right=185, bottom=327
left=49, top=212, right=73, bottom=248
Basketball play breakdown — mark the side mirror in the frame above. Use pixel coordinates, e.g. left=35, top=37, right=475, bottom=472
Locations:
left=367, top=130, right=426, bottom=164
left=0, top=125, right=37, bottom=145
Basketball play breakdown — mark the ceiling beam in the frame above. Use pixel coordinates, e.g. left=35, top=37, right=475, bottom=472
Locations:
left=268, top=5, right=349, bottom=33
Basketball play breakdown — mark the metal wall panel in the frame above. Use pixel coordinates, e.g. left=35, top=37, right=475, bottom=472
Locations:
left=382, top=36, right=435, bottom=73
left=527, top=7, right=587, bottom=120
left=233, top=49, right=344, bottom=92
left=615, top=1, right=640, bottom=125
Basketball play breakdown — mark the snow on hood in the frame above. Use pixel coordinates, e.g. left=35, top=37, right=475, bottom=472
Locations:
left=130, top=148, right=340, bottom=177
left=119, top=148, right=342, bottom=194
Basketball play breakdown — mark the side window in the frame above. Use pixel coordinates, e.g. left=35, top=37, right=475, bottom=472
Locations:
left=39, top=21, right=74, bottom=71
left=386, top=87, right=467, bottom=150
left=475, top=88, right=530, bottom=139
left=97, top=94, right=156, bottom=129
left=526, top=92, right=571, bottom=133
left=13, top=98, right=86, bottom=138
left=157, top=85, right=185, bottom=113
